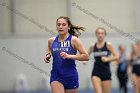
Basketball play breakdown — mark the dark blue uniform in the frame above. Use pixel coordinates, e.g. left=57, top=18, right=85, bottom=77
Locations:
left=92, top=42, right=111, bottom=81
left=117, top=54, right=128, bottom=75
left=50, top=35, right=79, bottom=89
left=117, top=54, right=128, bottom=93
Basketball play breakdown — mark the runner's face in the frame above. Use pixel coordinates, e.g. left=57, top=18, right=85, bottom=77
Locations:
left=96, top=29, right=106, bottom=41
left=56, top=18, right=69, bottom=35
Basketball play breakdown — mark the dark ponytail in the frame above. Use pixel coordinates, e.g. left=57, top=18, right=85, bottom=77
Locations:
left=57, top=16, right=85, bottom=37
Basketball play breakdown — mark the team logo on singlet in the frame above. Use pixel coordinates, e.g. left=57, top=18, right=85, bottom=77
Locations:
left=61, top=41, right=70, bottom=47
left=93, top=51, right=108, bottom=57
left=52, top=41, right=70, bottom=52
left=133, top=58, right=140, bottom=65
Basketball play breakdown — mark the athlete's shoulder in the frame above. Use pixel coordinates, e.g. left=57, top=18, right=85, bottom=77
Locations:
left=71, top=36, right=79, bottom=43
left=71, top=36, right=83, bottom=50
left=89, top=43, right=95, bottom=49
left=106, top=41, right=112, bottom=47
left=71, top=36, right=78, bottom=39
left=106, top=41, right=113, bottom=50
left=48, top=37, right=56, bottom=43
left=91, top=43, right=95, bottom=47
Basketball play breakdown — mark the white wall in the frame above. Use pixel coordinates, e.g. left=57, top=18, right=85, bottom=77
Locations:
left=0, top=0, right=12, bottom=35
left=70, top=0, right=135, bottom=34
left=0, top=0, right=138, bottom=35
left=135, top=0, right=140, bottom=32
left=13, top=0, right=67, bottom=35
left=0, top=35, right=51, bottom=91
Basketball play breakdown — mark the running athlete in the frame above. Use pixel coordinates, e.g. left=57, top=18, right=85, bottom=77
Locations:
left=116, top=44, right=129, bottom=93
left=130, top=42, right=140, bottom=93
left=44, top=16, right=89, bottom=93
left=86, top=27, right=119, bottom=93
